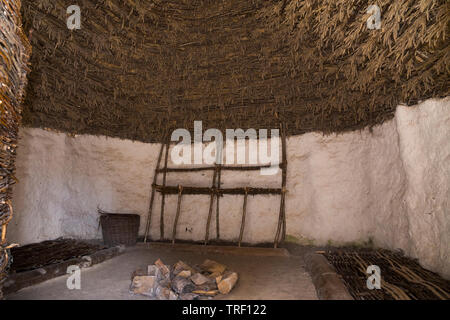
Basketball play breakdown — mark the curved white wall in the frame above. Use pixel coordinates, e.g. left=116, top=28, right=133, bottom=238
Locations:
left=8, top=97, right=449, bottom=277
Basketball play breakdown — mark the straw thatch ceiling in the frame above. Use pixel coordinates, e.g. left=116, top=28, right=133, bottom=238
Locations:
left=21, top=0, right=449, bottom=142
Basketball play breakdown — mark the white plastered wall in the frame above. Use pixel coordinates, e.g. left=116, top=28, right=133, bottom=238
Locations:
left=7, top=97, right=449, bottom=277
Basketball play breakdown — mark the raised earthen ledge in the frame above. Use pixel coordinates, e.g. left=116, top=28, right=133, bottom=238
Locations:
left=139, top=242, right=289, bottom=257
left=304, top=253, right=353, bottom=300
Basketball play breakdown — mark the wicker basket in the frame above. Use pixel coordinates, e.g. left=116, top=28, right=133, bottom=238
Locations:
left=99, top=213, right=140, bottom=246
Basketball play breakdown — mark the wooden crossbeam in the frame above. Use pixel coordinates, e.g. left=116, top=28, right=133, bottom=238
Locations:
left=156, top=164, right=280, bottom=173
left=153, top=184, right=282, bottom=195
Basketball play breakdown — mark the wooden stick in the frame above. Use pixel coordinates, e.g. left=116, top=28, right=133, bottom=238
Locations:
left=172, top=185, right=183, bottom=244
left=159, top=138, right=170, bottom=240
left=216, top=164, right=221, bottom=240
left=204, top=167, right=218, bottom=245
left=156, top=164, right=280, bottom=173
left=0, top=202, right=13, bottom=245
left=144, top=142, right=165, bottom=243
left=274, top=122, right=287, bottom=248
left=280, top=121, right=288, bottom=244
left=153, top=185, right=282, bottom=195
left=1, top=224, right=6, bottom=245
left=274, top=191, right=284, bottom=248
left=281, top=191, right=287, bottom=242
left=238, top=188, right=248, bottom=247
left=273, top=178, right=282, bottom=244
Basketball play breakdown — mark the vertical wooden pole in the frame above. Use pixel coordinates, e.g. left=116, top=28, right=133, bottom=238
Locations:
left=159, top=137, right=170, bottom=240
left=172, top=185, right=183, bottom=244
left=215, top=164, right=222, bottom=240
left=144, top=142, right=165, bottom=243
left=238, top=188, right=248, bottom=247
left=274, top=193, right=284, bottom=248
left=280, top=121, right=288, bottom=243
left=204, top=166, right=218, bottom=245
left=274, top=122, right=287, bottom=248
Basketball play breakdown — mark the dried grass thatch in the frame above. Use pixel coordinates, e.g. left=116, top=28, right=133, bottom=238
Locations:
left=20, top=0, right=450, bottom=142
left=0, top=0, right=31, bottom=298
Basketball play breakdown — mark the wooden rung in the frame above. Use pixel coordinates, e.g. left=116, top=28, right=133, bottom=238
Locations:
left=153, top=184, right=282, bottom=195
left=156, top=164, right=280, bottom=173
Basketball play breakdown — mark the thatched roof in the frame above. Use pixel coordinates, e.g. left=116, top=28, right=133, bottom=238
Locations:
left=22, top=0, right=449, bottom=142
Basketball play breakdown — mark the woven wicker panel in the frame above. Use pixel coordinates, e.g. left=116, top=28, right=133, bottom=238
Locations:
left=100, top=214, right=140, bottom=247
left=0, top=0, right=31, bottom=298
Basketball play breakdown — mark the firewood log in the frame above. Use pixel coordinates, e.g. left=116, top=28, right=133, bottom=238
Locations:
left=172, top=275, right=195, bottom=294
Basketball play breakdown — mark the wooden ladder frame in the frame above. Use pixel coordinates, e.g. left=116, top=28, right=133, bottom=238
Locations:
left=143, top=123, right=287, bottom=248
